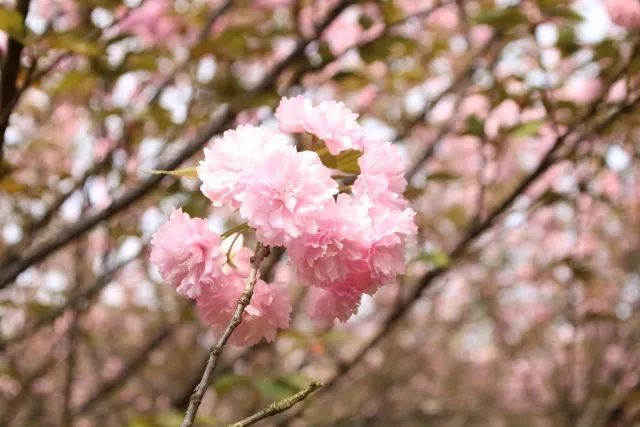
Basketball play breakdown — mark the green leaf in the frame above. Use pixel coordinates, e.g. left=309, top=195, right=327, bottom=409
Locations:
left=317, top=149, right=361, bottom=174
left=0, top=6, right=25, bottom=43
left=420, top=250, right=451, bottom=268
left=537, top=190, right=569, bottom=206
left=425, top=171, right=460, bottom=182
left=213, top=374, right=251, bottom=397
left=509, top=120, right=543, bottom=138
left=464, top=115, right=485, bottom=138
left=549, top=6, right=583, bottom=22
left=47, top=33, right=102, bottom=56
left=334, top=71, right=370, bottom=91
left=403, top=185, right=424, bottom=200
left=360, top=36, right=417, bottom=63
left=255, top=377, right=300, bottom=401
left=474, top=7, right=528, bottom=29
left=147, top=167, right=199, bottom=179
left=379, top=1, right=404, bottom=24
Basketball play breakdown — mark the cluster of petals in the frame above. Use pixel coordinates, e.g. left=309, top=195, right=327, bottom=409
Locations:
left=275, top=95, right=365, bottom=155
left=150, top=208, right=291, bottom=345
left=290, top=152, right=416, bottom=325
left=196, top=245, right=291, bottom=346
left=272, top=98, right=416, bottom=326
left=197, top=125, right=338, bottom=246
left=604, top=0, right=640, bottom=29
left=152, top=95, right=416, bottom=343
left=149, top=208, right=225, bottom=299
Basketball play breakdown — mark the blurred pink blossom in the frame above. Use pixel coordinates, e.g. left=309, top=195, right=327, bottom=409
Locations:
left=604, top=0, right=640, bottom=29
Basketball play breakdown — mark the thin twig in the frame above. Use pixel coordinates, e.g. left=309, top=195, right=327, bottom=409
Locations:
left=228, top=381, right=322, bottom=427
left=180, top=243, right=271, bottom=427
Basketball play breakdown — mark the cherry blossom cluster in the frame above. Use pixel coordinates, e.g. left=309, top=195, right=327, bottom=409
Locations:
left=150, top=96, right=416, bottom=345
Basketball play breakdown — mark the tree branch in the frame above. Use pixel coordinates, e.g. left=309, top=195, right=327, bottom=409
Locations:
left=0, top=0, right=353, bottom=289
left=73, top=323, right=176, bottom=416
left=0, top=250, right=140, bottom=351
left=228, top=381, right=322, bottom=427
left=181, top=243, right=270, bottom=427
left=0, top=0, right=31, bottom=163
left=278, top=93, right=640, bottom=425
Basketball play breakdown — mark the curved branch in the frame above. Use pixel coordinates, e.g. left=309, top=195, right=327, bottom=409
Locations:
left=228, top=381, right=322, bottom=427
left=181, top=243, right=270, bottom=427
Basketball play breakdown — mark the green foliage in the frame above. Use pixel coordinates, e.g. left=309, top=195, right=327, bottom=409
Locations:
left=0, top=6, right=25, bottom=42
left=147, top=167, right=199, bottom=179
left=318, top=149, right=362, bottom=174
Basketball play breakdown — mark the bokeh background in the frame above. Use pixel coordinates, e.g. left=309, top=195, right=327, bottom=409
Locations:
left=1, top=0, right=640, bottom=425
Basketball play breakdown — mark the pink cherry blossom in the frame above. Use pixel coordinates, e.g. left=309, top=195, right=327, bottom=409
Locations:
left=275, top=96, right=365, bottom=155
left=150, top=208, right=225, bottom=299
left=236, top=149, right=338, bottom=246
left=289, top=188, right=416, bottom=301
left=197, top=124, right=291, bottom=209
left=348, top=188, right=417, bottom=287
left=196, top=274, right=291, bottom=346
left=114, top=0, right=181, bottom=47
left=357, top=140, right=408, bottom=195
left=287, top=195, right=366, bottom=287
left=306, top=281, right=363, bottom=328
left=604, top=0, right=640, bottom=29
left=323, top=12, right=362, bottom=55
left=199, top=125, right=338, bottom=246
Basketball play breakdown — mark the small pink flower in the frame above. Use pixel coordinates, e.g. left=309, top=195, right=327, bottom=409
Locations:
left=289, top=189, right=416, bottom=298
left=306, top=281, right=363, bottom=328
left=237, top=149, right=338, bottom=246
left=275, top=96, right=365, bottom=155
left=199, top=125, right=338, bottom=246
left=287, top=195, right=366, bottom=287
left=150, top=208, right=225, bottom=299
left=198, top=125, right=291, bottom=209
left=604, top=0, right=640, bottom=29
left=364, top=201, right=417, bottom=283
left=197, top=273, right=291, bottom=346
left=357, top=140, right=407, bottom=195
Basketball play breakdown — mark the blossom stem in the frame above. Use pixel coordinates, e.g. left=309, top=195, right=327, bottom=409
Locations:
left=227, top=381, right=322, bottom=427
left=221, top=222, right=250, bottom=240
left=180, top=242, right=270, bottom=427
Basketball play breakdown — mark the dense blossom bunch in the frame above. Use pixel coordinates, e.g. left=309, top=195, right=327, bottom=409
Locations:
left=150, top=96, right=416, bottom=345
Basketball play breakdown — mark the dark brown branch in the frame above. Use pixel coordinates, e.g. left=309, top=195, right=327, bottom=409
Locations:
left=0, top=0, right=31, bottom=163
left=0, top=252, right=139, bottom=351
left=180, top=243, right=270, bottom=427
left=0, top=146, right=117, bottom=264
